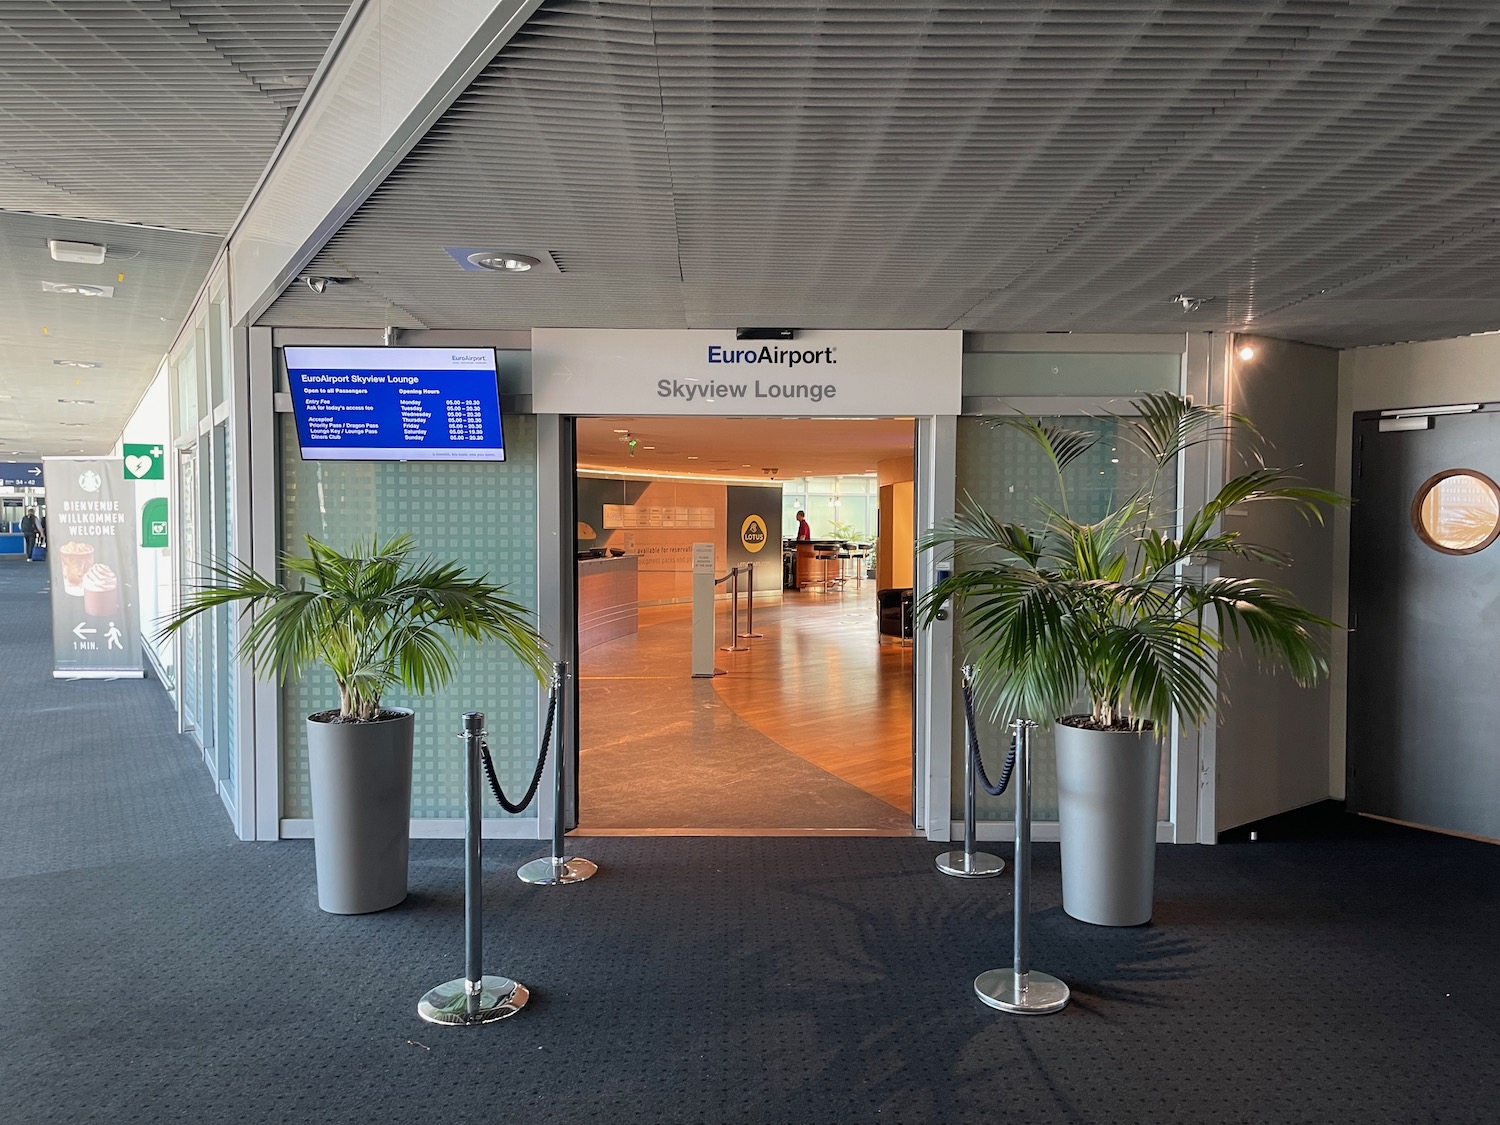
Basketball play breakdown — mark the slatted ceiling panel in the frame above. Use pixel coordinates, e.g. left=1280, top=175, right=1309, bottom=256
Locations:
left=0, top=0, right=349, bottom=454
left=169, top=1, right=349, bottom=111
left=0, top=0, right=348, bottom=232
left=263, top=1, right=1500, bottom=348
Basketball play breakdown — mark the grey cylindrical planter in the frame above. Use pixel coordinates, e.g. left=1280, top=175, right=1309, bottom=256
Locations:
left=1054, top=721, right=1161, bottom=926
left=306, top=709, right=414, bottom=915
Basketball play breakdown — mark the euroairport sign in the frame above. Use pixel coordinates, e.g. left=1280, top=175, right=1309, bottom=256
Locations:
left=532, top=329, right=962, bottom=416
left=0, top=462, right=44, bottom=488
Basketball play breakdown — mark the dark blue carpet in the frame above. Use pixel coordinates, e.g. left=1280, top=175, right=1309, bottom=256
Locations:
left=2, top=556, right=1498, bottom=1124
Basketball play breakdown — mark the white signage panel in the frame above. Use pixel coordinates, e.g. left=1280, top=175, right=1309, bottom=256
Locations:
left=532, top=329, right=962, bottom=416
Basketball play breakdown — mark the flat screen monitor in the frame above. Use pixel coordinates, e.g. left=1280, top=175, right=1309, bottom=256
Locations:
left=283, top=345, right=506, bottom=461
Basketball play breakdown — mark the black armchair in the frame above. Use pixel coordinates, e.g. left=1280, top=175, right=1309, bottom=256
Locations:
left=877, top=587, right=913, bottom=643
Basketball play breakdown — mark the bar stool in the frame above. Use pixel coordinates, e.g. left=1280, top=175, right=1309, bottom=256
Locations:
left=812, top=542, right=842, bottom=589
left=845, top=543, right=869, bottom=585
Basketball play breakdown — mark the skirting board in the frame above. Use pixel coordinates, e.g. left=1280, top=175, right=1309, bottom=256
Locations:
left=950, top=821, right=1178, bottom=844
left=53, top=670, right=146, bottom=679
left=280, top=818, right=541, bottom=840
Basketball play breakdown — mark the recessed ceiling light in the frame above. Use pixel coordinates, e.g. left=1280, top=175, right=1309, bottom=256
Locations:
left=53, top=359, right=102, bottom=368
left=466, top=251, right=540, bottom=273
left=1238, top=345, right=1256, bottom=361
left=42, top=281, right=114, bottom=298
left=48, top=239, right=107, bottom=265
left=686, top=456, right=699, bottom=460
left=613, top=429, right=630, bottom=434
left=59, top=422, right=86, bottom=426
left=58, top=398, right=95, bottom=405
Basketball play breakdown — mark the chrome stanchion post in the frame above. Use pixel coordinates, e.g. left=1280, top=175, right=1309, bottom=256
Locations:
left=738, top=561, right=763, bottom=639
left=975, top=719, right=1069, bottom=1015
left=722, top=566, right=749, bottom=652
left=418, top=711, right=530, bottom=1025
left=936, top=668, right=1003, bottom=878
left=519, top=663, right=597, bottom=886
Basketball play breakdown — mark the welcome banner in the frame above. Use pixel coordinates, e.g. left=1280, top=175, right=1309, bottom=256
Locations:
left=45, top=458, right=145, bottom=679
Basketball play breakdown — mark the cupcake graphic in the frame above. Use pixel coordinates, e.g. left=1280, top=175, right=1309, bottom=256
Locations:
left=82, top=564, right=119, bottom=618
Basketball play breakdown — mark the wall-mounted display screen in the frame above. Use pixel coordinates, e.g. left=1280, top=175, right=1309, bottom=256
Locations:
left=283, top=346, right=506, bottom=461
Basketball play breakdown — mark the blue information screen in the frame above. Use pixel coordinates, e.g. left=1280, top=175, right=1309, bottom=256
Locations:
left=284, top=346, right=506, bottom=461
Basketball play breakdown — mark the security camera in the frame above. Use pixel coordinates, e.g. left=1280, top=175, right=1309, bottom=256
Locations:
left=305, top=276, right=329, bottom=294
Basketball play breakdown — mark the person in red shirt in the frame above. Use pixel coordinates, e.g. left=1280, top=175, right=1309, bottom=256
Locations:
left=795, top=510, right=812, bottom=540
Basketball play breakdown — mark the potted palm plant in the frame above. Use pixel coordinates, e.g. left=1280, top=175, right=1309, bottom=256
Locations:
left=160, top=534, right=549, bottom=914
left=919, top=393, right=1342, bottom=926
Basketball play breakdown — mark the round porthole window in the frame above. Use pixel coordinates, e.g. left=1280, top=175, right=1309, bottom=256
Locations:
left=1412, top=469, right=1500, bottom=554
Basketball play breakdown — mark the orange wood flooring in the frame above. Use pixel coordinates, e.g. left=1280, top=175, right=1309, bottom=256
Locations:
left=580, top=585, right=913, bottom=830
left=710, top=587, right=913, bottom=813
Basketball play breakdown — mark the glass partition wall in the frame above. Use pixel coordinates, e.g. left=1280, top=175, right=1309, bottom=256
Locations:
left=168, top=280, right=238, bottom=817
left=951, top=413, right=1175, bottom=826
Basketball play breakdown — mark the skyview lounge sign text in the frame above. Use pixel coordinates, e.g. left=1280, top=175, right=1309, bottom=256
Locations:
left=658, top=344, right=840, bottom=403
left=530, top=328, right=962, bottom=415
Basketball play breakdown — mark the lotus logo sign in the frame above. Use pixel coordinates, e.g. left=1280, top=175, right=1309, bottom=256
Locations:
left=740, top=515, right=768, bottom=553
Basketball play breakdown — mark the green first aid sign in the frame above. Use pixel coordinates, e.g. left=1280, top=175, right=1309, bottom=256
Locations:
left=123, top=443, right=165, bottom=480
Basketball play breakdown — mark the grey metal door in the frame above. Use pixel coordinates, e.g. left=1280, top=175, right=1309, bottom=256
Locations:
left=1347, top=404, right=1500, bottom=841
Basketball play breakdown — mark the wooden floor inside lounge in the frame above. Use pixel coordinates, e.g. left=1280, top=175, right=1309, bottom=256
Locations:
left=577, top=583, right=914, bottom=834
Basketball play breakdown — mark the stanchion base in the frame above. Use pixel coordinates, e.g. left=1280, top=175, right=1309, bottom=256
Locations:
left=517, top=856, right=598, bottom=885
left=737, top=632, right=764, bottom=639
left=974, top=969, right=1069, bottom=1015
left=417, top=975, right=529, bottom=1026
left=719, top=644, right=751, bottom=652
left=692, top=668, right=728, bottom=678
left=935, top=850, right=1005, bottom=878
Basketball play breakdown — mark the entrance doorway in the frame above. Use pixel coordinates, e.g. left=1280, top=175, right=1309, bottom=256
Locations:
left=1347, top=404, right=1500, bottom=842
left=571, top=416, right=916, bottom=833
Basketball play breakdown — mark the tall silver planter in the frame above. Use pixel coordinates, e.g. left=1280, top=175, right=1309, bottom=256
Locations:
left=1054, top=721, right=1160, bottom=927
left=306, top=708, right=414, bottom=915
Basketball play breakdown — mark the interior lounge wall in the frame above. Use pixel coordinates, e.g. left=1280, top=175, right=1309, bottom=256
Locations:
left=580, top=476, right=728, bottom=604
left=1331, top=334, right=1500, bottom=798
left=1215, top=336, right=1339, bottom=832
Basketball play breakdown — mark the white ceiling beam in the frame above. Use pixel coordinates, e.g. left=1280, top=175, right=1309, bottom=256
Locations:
left=225, top=0, right=545, bottom=328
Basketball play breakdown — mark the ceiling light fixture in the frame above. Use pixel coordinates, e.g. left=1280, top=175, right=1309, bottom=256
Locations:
left=58, top=398, right=95, bottom=405
left=467, top=251, right=540, bottom=273
left=48, top=239, right=106, bottom=265
left=1238, top=344, right=1256, bottom=361
left=53, top=359, right=101, bottom=368
left=1171, top=294, right=1214, bottom=313
left=43, top=281, right=114, bottom=298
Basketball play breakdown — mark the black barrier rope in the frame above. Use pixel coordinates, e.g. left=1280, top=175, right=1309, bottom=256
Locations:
left=962, top=669, right=1017, bottom=797
left=480, top=678, right=559, bottom=814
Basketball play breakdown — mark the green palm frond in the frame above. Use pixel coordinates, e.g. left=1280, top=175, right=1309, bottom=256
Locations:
left=157, top=534, right=550, bottom=720
left=921, top=391, right=1344, bottom=732
left=1114, top=391, right=1251, bottom=467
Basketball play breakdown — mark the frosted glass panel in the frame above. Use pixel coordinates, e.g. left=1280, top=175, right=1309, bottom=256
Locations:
left=279, top=415, right=541, bottom=820
left=952, top=415, right=1173, bottom=822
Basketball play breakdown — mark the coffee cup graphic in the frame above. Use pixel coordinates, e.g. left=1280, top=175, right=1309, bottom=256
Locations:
left=60, top=541, right=95, bottom=596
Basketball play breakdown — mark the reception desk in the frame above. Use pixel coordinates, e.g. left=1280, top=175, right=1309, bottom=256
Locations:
left=790, top=539, right=855, bottom=589
left=579, top=555, right=639, bottom=652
